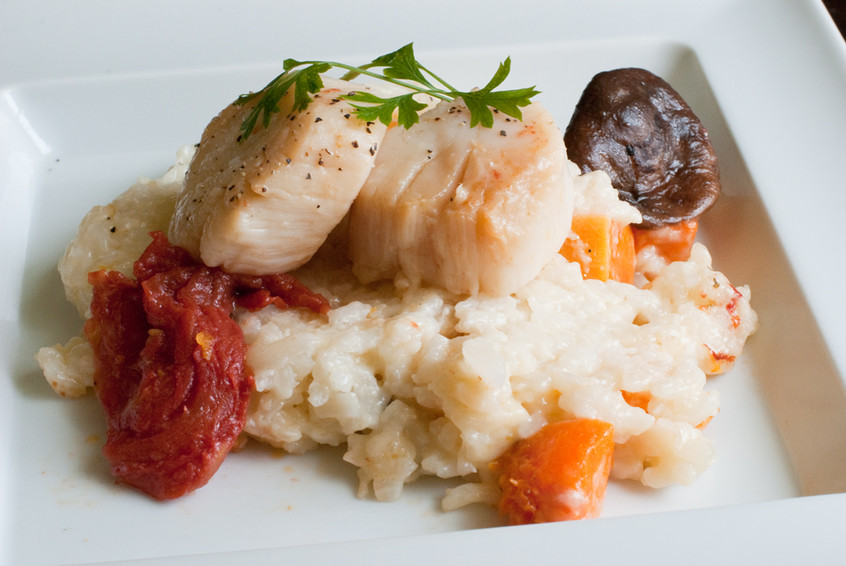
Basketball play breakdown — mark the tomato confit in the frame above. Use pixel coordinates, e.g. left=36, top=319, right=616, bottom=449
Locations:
left=84, top=231, right=328, bottom=499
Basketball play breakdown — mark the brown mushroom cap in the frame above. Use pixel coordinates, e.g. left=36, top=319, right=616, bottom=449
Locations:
left=564, top=68, right=720, bottom=228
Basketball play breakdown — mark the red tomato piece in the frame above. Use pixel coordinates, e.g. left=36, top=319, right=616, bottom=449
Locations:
left=85, top=231, right=328, bottom=499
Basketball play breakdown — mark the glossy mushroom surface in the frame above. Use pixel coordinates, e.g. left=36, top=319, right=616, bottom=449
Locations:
left=564, top=68, right=720, bottom=228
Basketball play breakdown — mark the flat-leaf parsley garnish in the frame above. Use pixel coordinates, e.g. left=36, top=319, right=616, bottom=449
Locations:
left=235, top=43, right=540, bottom=140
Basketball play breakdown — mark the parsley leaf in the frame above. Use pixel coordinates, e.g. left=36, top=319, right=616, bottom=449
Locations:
left=235, top=43, right=539, bottom=140
left=344, top=91, right=430, bottom=129
left=345, top=44, right=436, bottom=89
left=237, top=62, right=330, bottom=138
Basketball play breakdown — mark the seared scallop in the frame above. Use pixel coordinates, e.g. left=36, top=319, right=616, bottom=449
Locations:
left=348, top=98, right=574, bottom=296
left=169, top=77, right=387, bottom=275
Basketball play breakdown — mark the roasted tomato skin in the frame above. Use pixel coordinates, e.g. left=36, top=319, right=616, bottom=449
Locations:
left=85, top=231, right=327, bottom=500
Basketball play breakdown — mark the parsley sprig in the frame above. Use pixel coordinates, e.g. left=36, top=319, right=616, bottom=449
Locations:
left=235, top=43, right=540, bottom=141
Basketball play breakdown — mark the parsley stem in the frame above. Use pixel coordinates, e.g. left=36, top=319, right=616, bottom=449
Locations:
left=302, top=60, right=453, bottom=102
left=415, top=63, right=458, bottom=94
left=235, top=44, right=539, bottom=140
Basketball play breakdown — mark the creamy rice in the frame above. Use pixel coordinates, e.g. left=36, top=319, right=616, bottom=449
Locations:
left=37, top=146, right=758, bottom=510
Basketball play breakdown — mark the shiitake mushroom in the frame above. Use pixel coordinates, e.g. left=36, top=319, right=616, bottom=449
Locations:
left=564, top=68, right=720, bottom=229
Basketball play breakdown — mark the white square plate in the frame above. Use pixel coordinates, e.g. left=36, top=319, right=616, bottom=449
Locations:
left=2, top=1, right=845, bottom=564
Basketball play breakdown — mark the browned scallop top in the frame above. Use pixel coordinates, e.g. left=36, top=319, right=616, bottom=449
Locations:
left=564, top=68, right=720, bottom=228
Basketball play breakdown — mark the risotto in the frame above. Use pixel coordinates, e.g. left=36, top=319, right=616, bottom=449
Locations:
left=38, top=145, right=757, bottom=512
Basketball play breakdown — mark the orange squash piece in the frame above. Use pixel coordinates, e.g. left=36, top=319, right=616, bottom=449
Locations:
left=621, top=390, right=651, bottom=411
left=631, top=218, right=698, bottom=264
left=559, top=215, right=635, bottom=283
left=622, top=389, right=713, bottom=429
left=494, top=418, right=615, bottom=524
